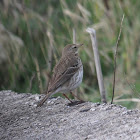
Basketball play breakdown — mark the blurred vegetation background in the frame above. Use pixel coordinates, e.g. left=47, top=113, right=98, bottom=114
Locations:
left=0, top=0, right=140, bottom=109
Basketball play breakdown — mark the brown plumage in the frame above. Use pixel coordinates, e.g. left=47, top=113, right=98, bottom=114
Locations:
left=37, top=44, right=83, bottom=107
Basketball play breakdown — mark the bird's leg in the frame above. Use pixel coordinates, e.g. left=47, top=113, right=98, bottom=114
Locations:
left=70, top=91, right=84, bottom=102
left=63, top=93, right=73, bottom=103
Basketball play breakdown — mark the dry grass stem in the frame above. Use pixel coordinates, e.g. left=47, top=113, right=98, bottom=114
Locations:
left=28, top=73, right=36, bottom=92
left=34, top=59, right=43, bottom=93
left=86, top=28, right=107, bottom=103
left=111, top=14, right=125, bottom=104
left=114, top=98, right=140, bottom=103
left=73, top=28, right=76, bottom=44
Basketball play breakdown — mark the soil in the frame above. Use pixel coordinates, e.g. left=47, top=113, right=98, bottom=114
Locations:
left=0, top=90, right=140, bottom=140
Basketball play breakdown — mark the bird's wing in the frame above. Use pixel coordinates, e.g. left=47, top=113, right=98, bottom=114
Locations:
left=48, top=56, right=80, bottom=93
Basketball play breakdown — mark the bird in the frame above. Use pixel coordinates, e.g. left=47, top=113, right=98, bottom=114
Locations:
left=37, top=44, right=83, bottom=107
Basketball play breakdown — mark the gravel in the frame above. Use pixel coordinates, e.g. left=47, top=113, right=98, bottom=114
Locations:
left=0, top=90, right=140, bottom=140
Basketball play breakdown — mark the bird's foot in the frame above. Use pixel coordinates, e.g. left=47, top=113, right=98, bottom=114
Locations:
left=67, top=100, right=85, bottom=106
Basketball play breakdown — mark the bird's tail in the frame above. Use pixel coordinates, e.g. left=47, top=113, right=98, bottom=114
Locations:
left=37, top=93, right=51, bottom=107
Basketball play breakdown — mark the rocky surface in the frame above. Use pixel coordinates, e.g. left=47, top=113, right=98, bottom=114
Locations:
left=0, top=90, right=140, bottom=140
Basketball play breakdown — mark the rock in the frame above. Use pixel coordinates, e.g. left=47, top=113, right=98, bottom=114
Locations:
left=0, top=90, right=140, bottom=140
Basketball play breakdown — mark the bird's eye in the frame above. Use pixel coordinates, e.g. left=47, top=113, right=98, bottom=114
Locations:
left=74, top=46, right=77, bottom=48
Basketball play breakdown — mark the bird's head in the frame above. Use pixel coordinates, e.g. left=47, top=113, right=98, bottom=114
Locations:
left=62, top=44, right=83, bottom=56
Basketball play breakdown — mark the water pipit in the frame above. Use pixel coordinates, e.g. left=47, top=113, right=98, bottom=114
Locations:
left=37, top=44, right=83, bottom=107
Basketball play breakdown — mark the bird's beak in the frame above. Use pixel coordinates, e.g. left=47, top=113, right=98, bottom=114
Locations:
left=76, top=44, right=83, bottom=47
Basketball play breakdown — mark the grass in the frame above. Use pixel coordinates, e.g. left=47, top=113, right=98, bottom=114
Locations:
left=0, top=0, right=140, bottom=109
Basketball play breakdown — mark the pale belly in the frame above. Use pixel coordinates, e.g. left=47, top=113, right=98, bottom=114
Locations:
left=69, top=66, right=83, bottom=90
left=58, top=65, right=83, bottom=93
